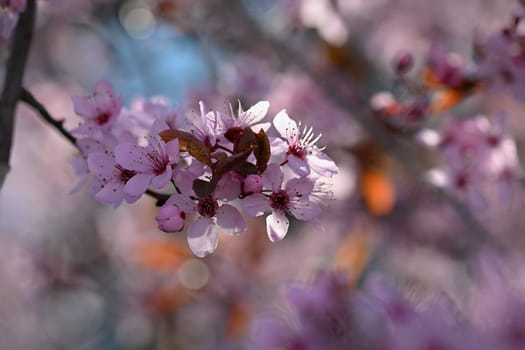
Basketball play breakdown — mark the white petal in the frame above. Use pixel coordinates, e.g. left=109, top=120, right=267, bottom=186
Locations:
left=288, top=155, right=310, bottom=177
left=309, top=150, right=338, bottom=177
left=241, top=101, right=269, bottom=126
left=289, top=200, right=322, bottom=221
left=263, top=163, right=284, bottom=192
left=266, top=211, right=289, bottom=242
left=216, top=204, right=246, bottom=235
left=285, top=177, right=314, bottom=197
left=188, top=217, right=218, bottom=257
left=242, top=193, right=271, bottom=217
left=273, top=109, right=299, bottom=142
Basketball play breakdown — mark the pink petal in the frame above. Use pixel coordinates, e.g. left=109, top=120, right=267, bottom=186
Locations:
left=151, top=167, right=172, bottom=189
left=115, top=143, right=151, bottom=172
left=250, top=122, right=271, bottom=133
left=241, top=194, right=270, bottom=217
left=167, top=194, right=196, bottom=213
left=263, top=163, right=284, bottom=192
left=188, top=217, right=218, bottom=257
left=87, top=152, right=116, bottom=178
left=266, top=211, right=289, bottom=242
left=124, top=173, right=153, bottom=196
left=216, top=204, right=246, bottom=235
left=288, top=155, right=310, bottom=177
left=94, top=180, right=124, bottom=206
left=71, top=96, right=96, bottom=119
left=165, top=139, right=180, bottom=163
left=273, top=109, right=299, bottom=142
left=289, top=200, right=321, bottom=221
left=215, top=172, right=241, bottom=201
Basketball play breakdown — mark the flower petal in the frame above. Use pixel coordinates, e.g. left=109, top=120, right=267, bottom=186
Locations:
left=115, top=143, right=151, bottom=172
left=288, top=155, right=310, bottom=177
left=94, top=180, right=124, bottom=206
left=216, top=204, right=246, bottom=235
left=309, top=150, right=338, bottom=177
left=242, top=193, right=271, bottom=217
left=71, top=96, right=96, bottom=119
left=87, top=152, right=116, bottom=178
left=151, top=167, right=172, bottom=189
left=285, top=177, right=314, bottom=197
left=167, top=194, right=196, bottom=213
left=188, top=217, right=218, bottom=257
left=266, top=211, right=289, bottom=242
left=273, top=109, right=299, bottom=142
left=263, top=163, right=284, bottom=192
left=165, top=139, right=180, bottom=163
left=124, top=173, right=153, bottom=196
left=289, top=200, right=322, bottom=221
left=241, top=100, right=269, bottom=126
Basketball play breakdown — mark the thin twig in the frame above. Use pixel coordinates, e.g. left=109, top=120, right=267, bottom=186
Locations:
left=20, top=88, right=169, bottom=205
left=20, top=88, right=77, bottom=145
left=0, top=0, right=36, bottom=189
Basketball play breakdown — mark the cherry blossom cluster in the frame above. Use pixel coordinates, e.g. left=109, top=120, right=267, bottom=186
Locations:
left=432, top=115, right=519, bottom=208
left=70, top=81, right=337, bottom=257
left=0, top=0, right=26, bottom=38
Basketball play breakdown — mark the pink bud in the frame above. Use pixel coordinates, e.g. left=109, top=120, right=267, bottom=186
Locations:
left=156, top=204, right=186, bottom=233
left=393, top=50, right=414, bottom=74
left=243, top=174, right=263, bottom=195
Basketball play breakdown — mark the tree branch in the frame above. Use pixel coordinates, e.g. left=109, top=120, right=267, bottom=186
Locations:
left=20, top=88, right=77, bottom=145
left=0, top=0, right=36, bottom=189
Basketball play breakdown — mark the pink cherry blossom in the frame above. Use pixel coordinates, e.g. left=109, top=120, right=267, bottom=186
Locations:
left=241, top=164, right=321, bottom=242
left=272, top=109, right=338, bottom=178
left=71, top=80, right=123, bottom=136
left=114, top=136, right=180, bottom=197
left=168, top=171, right=246, bottom=257
left=87, top=151, right=140, bottom=206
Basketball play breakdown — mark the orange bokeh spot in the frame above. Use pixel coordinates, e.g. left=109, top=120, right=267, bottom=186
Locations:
left=360, top=169, right=396, bottom=216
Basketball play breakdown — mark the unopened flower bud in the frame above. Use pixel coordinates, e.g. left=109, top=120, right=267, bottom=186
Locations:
left=156, top=204, right=185, bottom=233
left=393, top=50, right=414, bottom=74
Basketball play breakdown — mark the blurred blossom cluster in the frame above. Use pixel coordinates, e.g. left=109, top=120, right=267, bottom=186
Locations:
left=3, top=0, right=525, bottom=349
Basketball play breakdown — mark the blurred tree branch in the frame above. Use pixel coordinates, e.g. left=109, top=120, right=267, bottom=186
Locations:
left=0, top=0, right=36, bottom=189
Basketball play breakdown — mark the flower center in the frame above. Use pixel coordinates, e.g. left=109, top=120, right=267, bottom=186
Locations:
left=96, top=112, right=111, bottom=125
left=288, top=143, right=307, bottom=160
left=118, top=167, right=136, bottom=183
left=198, top=196, right=218, bottom=217
left=270, top=190, right=290, bottom=211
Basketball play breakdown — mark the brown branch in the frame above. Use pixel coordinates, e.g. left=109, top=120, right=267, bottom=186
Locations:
left=0, top=0, right=36, bottom=189
left=20, top=88, right=77, bottom=145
